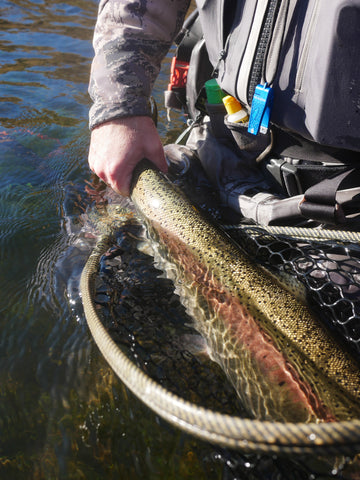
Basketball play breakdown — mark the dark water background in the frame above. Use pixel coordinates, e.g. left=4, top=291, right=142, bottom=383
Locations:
left=1, top=2, right=359, bottom=479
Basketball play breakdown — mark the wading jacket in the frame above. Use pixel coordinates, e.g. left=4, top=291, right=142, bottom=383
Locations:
left=89, top=0, right=360, bottom=154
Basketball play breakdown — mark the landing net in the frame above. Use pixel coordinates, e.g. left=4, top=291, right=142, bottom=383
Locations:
left=80, top=175, right=360, bottom=479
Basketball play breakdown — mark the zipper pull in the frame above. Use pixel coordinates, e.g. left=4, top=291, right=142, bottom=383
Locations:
left=248, top=83, right=274, bottom=135
left=212, top=29, right=232, bottom=78
left=212, top=49, right=227, bottom=78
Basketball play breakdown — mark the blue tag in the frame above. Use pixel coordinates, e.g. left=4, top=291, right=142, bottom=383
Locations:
left=248, top=83, right=274, bottom=135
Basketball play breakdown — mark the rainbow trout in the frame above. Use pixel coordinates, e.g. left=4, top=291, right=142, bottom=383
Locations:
left=130, top=161, right=360, bottom=423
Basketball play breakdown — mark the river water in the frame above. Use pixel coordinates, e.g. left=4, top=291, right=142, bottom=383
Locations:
left=0, top=2, right=359, bottom=479
left=0, top=1, right=234, bottom=478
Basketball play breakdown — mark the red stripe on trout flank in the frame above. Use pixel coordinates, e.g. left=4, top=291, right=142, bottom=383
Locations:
left=155, top=225, right=336, bottom=423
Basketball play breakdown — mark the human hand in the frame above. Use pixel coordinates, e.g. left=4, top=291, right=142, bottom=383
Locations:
left=88, top=116, right=167, bottom=197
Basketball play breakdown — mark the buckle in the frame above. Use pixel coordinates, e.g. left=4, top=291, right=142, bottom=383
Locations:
left=267, top=158, right=302, bottom=196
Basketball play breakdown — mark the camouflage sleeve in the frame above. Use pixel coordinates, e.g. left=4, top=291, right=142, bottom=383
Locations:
left=88, top=0, right=190, bottom=129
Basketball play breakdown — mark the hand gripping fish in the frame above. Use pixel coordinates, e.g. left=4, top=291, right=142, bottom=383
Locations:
left=130, top=160, right=360, bottom=424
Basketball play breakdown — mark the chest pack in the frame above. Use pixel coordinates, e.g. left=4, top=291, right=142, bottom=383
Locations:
left=165, top=0, right=360, bottom=227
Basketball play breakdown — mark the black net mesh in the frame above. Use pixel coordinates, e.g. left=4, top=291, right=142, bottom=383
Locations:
left=226, top=226, right=360, bottom=362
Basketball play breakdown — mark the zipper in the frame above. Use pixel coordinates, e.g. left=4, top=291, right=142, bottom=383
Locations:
left=294, top=0, right=320, bottom=95
left=247, top=0, right=281, bottom=105
left=212, top=35, right=231, bottom=78
left=212, top=0, right=234, bottom=79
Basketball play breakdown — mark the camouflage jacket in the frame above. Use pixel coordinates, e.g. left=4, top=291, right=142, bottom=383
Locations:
left=88, top=0, right=190, bottom=129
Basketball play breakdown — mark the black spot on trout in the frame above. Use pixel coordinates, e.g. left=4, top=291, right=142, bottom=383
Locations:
left=130, top=161, right=360, bottom=423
